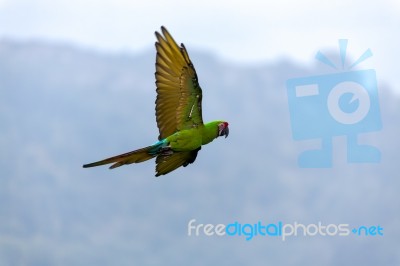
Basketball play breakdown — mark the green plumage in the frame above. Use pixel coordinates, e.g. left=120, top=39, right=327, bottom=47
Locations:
left=83, top=27, right=229, bottom=176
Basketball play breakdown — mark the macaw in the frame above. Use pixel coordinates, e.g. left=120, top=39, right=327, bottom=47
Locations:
left=83, top=26, right=229, bottom=176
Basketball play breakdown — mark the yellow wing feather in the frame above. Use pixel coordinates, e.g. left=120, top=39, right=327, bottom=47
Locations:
left=155, top=26, right=203, bottom=140
left=155, top=148, right=200, bottom=176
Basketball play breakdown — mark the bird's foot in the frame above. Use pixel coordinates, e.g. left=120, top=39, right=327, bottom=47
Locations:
left=160, top=146, right=173, bottom=156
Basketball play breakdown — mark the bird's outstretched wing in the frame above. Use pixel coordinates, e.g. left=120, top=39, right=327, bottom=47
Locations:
left=154, top=26, right=203, bottom=140
left=155, top=148, right=201, bottom=176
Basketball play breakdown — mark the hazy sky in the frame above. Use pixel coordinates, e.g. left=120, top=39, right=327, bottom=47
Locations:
left=1, top=0, right=399, bottom=92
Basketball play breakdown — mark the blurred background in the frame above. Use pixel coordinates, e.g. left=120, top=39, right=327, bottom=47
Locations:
left=1, top=0, right=399, bottom=265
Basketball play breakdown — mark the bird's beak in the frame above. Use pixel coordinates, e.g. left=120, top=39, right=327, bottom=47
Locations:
left=219, top=126, right=229, bottom=138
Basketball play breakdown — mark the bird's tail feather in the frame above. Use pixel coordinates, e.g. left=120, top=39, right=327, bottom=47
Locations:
left=83, top=139, right=167, bottom=169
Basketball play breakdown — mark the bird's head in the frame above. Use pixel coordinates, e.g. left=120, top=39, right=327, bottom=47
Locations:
left=218, top=121, right=229, bottom=138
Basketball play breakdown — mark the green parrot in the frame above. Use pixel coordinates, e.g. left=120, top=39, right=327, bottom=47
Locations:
left=83, top=26, right=229, bottom=176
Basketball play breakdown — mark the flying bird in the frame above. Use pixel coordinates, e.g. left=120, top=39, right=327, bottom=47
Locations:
left=83, top=26, right=229, bottom=176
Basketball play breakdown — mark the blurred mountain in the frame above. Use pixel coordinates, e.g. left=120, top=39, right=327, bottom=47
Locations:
left=1, top=39, right=399, bottom=266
